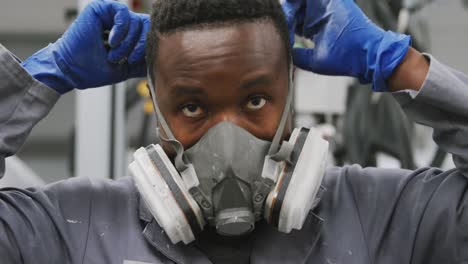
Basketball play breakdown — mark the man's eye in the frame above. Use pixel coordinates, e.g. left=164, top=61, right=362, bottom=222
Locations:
left=246, top=97, right=267, bottom=110
left=182, top=104, right=203, bottom=118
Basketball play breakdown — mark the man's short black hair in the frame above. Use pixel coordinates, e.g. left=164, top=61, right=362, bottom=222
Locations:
left=146, top=0, right=291, bottom=80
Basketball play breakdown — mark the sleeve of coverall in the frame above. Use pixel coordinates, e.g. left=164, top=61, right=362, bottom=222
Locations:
left=339, top=55, right=468, bottom=263
left=0, top=44, right=74, bottom=263
left=0, top=43, right=60, bottom=178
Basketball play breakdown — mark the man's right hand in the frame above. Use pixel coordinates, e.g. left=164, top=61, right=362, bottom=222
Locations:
left=21, top=0, right=150, bottom=94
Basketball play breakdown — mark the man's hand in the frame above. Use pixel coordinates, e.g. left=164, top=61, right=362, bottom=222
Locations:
left=22, top=0, right=150, bottom=94
left=282, top=0, right=412, bottom=92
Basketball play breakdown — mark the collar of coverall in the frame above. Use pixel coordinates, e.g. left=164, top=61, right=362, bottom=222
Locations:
left=136, top=187, right=325, bottom=263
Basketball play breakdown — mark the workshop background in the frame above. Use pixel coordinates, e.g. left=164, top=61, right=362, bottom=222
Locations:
left=1, top=0, right=467, bottom=187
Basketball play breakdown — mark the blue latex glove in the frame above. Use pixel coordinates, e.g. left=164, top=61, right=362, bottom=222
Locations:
left=282, top=0, right=412, bottom=92
left=22, top=0, right=150, bottom=94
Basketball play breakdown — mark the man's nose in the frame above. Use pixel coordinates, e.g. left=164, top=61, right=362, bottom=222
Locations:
left=211, top=110, right=242, bottom=127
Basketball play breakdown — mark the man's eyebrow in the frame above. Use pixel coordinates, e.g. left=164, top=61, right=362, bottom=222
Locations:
left=240, top=76, right=272, bottom=90
left=170, top=85, right=206, bottom=97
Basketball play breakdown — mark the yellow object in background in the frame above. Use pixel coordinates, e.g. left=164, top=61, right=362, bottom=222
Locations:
left=137, top=80, right=150, bottom=98
left=136, top=80, right=154, bottom=114
left=144, top=100, right=154, bottom=114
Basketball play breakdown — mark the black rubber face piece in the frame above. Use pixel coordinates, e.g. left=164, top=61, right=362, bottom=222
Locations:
left=146, top=146, right=203, bottom=236
left=270, top=128, right=309, bottom=229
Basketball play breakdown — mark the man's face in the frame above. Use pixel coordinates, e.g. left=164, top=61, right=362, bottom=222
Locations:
left=153, top=20, right=289, bottom=150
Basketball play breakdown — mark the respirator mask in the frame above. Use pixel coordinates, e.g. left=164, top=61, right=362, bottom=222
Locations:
left=129, top=67, right=329, bottom=244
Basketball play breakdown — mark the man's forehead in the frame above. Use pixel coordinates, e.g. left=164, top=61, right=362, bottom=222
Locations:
left=154, top=21, right=286, bottom=74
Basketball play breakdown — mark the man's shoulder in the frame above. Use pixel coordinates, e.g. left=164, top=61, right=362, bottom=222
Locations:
left=41, top=176, right=135, bottom=197
left=322, top=164, right=415, bottom=188
left=37, top=176, right=138, bottom=215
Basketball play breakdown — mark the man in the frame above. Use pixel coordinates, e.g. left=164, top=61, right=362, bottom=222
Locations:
left=0, top=0, right=467, bottom=263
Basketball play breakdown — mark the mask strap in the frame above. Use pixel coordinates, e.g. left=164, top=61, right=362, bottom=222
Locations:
left=253, top=65, right=294, bottom=218
left=267, top=64, right=294, bottom=160
left=147, top=70, right=188, bottom=172
left=148, top=71, right=214, bottom=218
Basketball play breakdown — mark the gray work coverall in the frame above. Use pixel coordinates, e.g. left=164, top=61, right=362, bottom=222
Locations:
left=0, top=43, right=467, bottom=264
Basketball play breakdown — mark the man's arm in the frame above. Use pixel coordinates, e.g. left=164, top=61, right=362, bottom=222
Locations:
left=346, top=55, right=468, bottom=263
left=0, top=45, right=59, bottom=178
left=0, top=1, right=150, bottom=261
left=388, top=47, right=430, bottom=92
left=283, top=0, right=468, bottom=261
left=392, top=53, right=468, bottom=174
left=316, top=43, right=468, bottom=264
left=0, top=0, right=149, bottom=178
left=389, top=45, right=468, bottom=173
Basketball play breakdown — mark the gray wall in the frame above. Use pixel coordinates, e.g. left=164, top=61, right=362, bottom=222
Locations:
left=0, top=0, right=75, bottom=35
left=422, top=1, right=468, bottom=73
